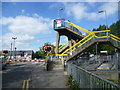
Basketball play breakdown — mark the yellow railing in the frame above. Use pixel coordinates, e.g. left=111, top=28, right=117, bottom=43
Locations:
left=64, top=21, right=92, bottom=34
left=109, top=34, right=120, bottom=40
left=59, top=42, right=68, bottom=50
left=109, top=34, right=120, bottom=42
left=67, top=48, right=76, bottom=54
left=62, top=30, right=110, bottom=55
left=78, top=34, right=95, bottom=47
left=51, top=20, right=120, bottom=58
left=93, top=30, right=110, bottom=33
left=48, top=31, right=120, bottom=65
left=61, top=33, right=92, bottom=55
left=48, top=33, right=120, bottom=58
left=48, top=54, right=67, bottom=56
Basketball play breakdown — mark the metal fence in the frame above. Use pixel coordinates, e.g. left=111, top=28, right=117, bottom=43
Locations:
left=67, top=63, right=120, bottom=88
left=71, top=53, right=120, bottom=71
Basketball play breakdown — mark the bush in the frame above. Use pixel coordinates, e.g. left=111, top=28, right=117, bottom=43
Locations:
left=67, top=75, right=79, bottom=90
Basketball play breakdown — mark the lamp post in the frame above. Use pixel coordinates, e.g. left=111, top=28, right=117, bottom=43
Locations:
left=98, top=10, right=108, bottom=30
left=15, top=47, right=17, bottom=61
left=12, top=37, right=17, bottom=60
left=58, top=8, right=63, bottom=19
left=96, top=42, right=98, bottom=61
left=118, top=1, right=120, bottom=20
left=10, top=43, right=12, bottom=60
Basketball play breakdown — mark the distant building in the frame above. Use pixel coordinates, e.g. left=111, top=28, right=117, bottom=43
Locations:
left=8, top=50, right=33, bottom=60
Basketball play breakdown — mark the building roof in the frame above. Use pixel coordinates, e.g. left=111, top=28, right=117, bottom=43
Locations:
left=8, top=50, right=33, bottom=55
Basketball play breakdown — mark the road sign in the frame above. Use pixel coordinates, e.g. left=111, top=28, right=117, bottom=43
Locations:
left=2, top=50, right=8, bottom=54
left=44, top=46, right=53, bottom=52
left=100, top=51, right=107, bottom=53
left=56, top=20, right=62, bottom=27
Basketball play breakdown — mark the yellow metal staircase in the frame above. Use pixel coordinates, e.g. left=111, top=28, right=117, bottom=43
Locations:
left=50, top=20, right=120, bottom=63
left=58, top=42, right=69, bottom=54
left=62, top=31, right=120, bottom=61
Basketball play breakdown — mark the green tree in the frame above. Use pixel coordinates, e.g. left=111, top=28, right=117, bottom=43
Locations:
left=109, top=20, right=120, bottom=37
left=33, top=42, right=56, bottom=59
left=0, top=51, right=8, bottom=62
left=100, top=44, right=115, bottom=55
left=90, top=23, right=118, bottom=55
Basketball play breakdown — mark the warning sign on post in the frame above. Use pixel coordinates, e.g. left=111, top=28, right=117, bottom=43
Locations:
left=56, top=20, right=62, bottom=27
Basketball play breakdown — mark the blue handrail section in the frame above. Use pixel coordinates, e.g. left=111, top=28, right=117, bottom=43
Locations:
left=54, top=19, right=82, bottom=35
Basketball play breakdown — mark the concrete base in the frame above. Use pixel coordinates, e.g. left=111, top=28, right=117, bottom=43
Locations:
left=47, top=60, right=63, bottom=71
left=91, top=71, right=120, bottom=81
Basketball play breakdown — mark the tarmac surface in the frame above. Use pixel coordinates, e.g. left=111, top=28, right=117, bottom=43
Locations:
left=2, top=62, right=35, bottom=88
left=30, top=63, right=67, bottom=88
left=1, top=62, right=68, bottom=89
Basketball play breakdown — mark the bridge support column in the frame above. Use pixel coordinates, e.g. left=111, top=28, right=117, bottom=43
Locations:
left=68, top=36, right=72, bottom=55
left=68, top=37, right=72, bottom=47
left=116, top=51, right=120, bottom=70
left=56, top=32, right=60, bottom=54
left=118, top=53, right=120, bottom=70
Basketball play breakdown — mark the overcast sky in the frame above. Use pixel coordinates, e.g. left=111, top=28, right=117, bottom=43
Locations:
left=1, top=0, right=119, bottom=51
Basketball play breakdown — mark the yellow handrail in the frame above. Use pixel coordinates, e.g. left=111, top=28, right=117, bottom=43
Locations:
left=59, top=42, right=68, bottom=49
left=62, top=33, right=93, bottom=55
left=95, top=36, right=110, bottom=38
left=64, top=21, right=92, bottom=34
left=67, top=48, right=76, bottom=54
left=110, top=37, right=120, bottom=42
left=93, top=30, right=110, bottom=33
left=48, top=54, right=68, bottom=56
left=110, top=34, right=120, bottom=40
left=49, top=20, right=120, bottom=57
left=62, top=30, right=111, bottom=55
left=78, top=35, right=95, bottom=47
left=49, top=33, right=119, bottom=57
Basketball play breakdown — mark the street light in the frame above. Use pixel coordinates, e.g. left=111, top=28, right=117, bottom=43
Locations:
left=58, top=8, right=64, bottom=19
left=96, top=42, right=98, bottom=61
left=15, top=47, right=17, bottom=60
left=12, top=37, right=17, bottom=60
left=10, top=43, right=12, bottom=60
left=98, top=10, right=108, bottom=30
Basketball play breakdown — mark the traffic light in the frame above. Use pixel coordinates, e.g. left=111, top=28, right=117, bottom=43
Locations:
left=44, top=46, right=52, bottom=52
left=2, top=50, right=8, bottom=54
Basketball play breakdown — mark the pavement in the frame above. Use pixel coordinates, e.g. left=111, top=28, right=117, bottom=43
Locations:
left=30, top=63, right=68, bottom=88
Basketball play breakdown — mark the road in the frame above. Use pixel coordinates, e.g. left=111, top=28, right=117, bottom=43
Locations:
left=2, top=62, right=44, bottom=89
left=2, top=61, right=67, bottom=89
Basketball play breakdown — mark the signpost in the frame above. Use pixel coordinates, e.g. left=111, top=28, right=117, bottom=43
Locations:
left=100, top=51, right=107, bottom=53
left=44, top=46, right=53, bottom=52
left=2, top=50, right=8, bottom=55
left=56, top=20, right=62, bottom=27
left=44, top=46, right=53, bottom=71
